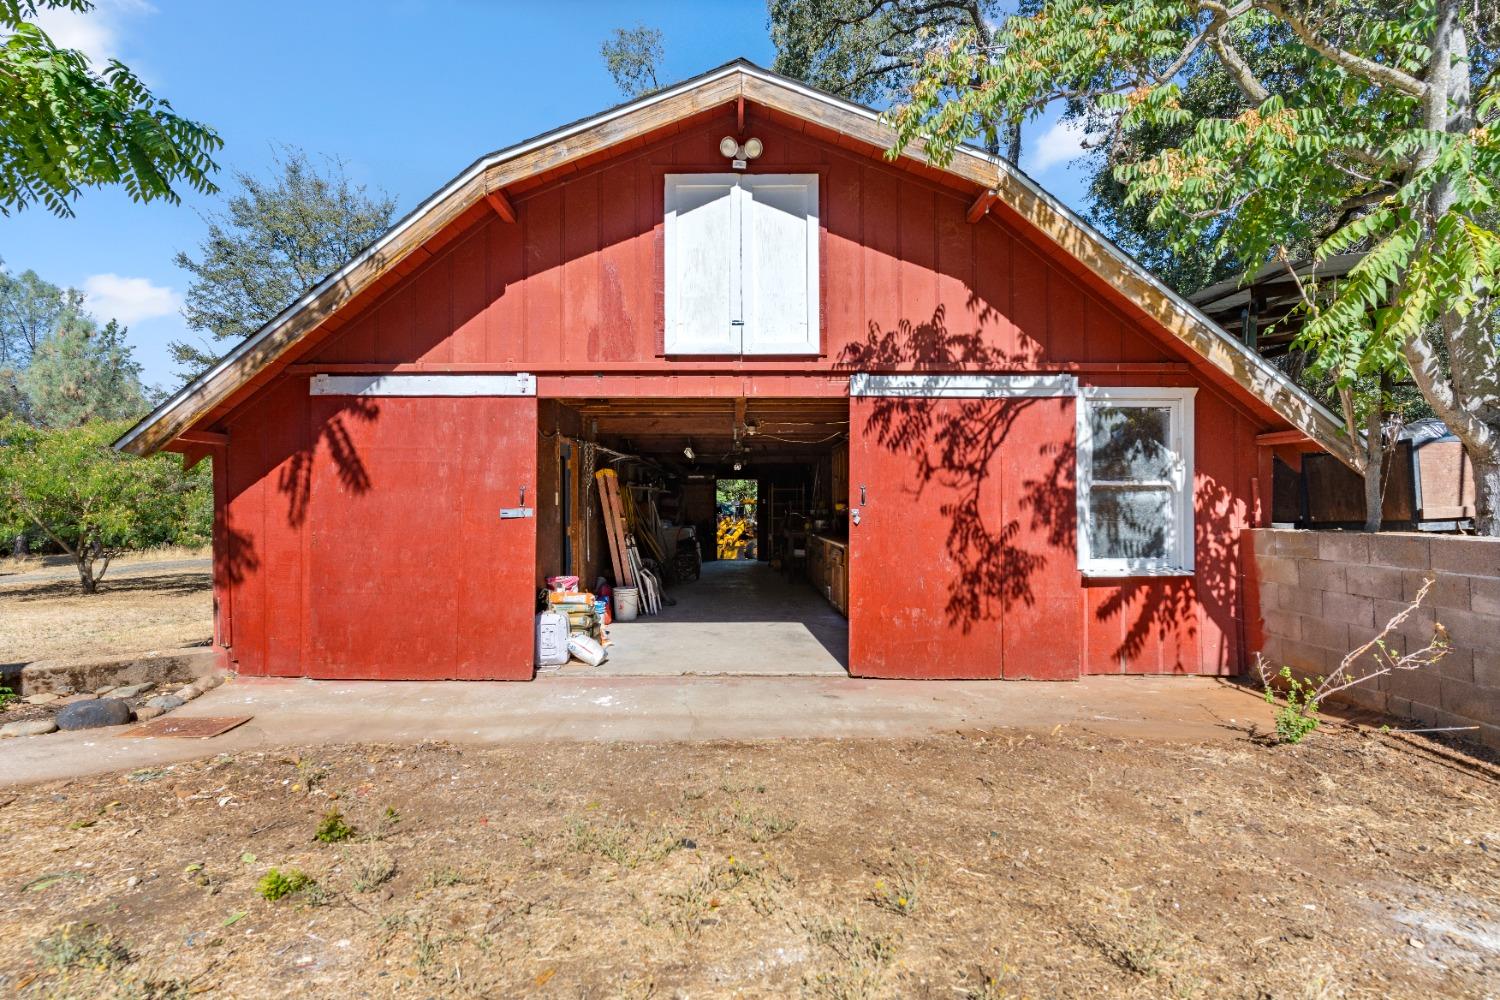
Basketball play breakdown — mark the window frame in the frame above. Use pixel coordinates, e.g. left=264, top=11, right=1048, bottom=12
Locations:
left=1074, top=386, right=1196, bottom=578
left=663, top=172, right=819, bottom=356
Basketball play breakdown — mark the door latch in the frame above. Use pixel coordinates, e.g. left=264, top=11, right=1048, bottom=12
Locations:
left=502, top=483, right=533, bottom=519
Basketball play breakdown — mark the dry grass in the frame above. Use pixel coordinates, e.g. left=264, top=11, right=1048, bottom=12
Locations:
left=0, top=729, right=1495, bottom=998
left=0, top=551, right=211, bottom=666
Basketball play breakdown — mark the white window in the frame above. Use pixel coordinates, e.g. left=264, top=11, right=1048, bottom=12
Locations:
left=1075, top=387, right=1195, bottom=577
left=664, top=173, right=818, bottom=355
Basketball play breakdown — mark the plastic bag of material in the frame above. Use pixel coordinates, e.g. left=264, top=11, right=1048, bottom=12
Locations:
left=567, top=634, right=608, bottom=666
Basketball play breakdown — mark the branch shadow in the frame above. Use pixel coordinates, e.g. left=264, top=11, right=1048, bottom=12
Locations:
left=837, top=306, right=1072, bottom=636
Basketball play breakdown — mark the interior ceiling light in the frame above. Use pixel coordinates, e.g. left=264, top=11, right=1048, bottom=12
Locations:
left=683, top=442, right=696, bottom=461
left=720, top=136, right=763, bottom=170
left=732, top=460, right=744, bottom=471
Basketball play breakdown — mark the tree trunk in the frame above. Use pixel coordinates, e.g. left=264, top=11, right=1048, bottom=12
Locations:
left=1409, top=2, right=1500, bottom=534
left=1361, top=389, right=1386, bottom=533
left=78, top=558, right=98, bottom=594
left=1472, top=452, right=1500, bottom=537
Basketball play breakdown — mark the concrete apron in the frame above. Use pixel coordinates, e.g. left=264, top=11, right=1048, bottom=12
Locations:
left=0, top=675, right=1275, bottom=787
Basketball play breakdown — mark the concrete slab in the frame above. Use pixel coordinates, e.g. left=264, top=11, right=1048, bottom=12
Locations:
left=0, top=673, right=1276, bottom=787
left=590, top=560, right=847, bottom=676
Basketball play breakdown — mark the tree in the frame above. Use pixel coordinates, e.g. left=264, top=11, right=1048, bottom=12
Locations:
left=890, top=1, right=1500, bottom=533
left=601, top=25, right=664, bottom=98
left=0, top=417, right=197, bottom=592
left=170, top=148, right=395, bottom=377
left=0, top=258, right=85, bottom=369
left=770, top=0, right=1017, bottom=157
left=24, top=316, right=149, bottom=427
left=1, top=1, right=220, bottom=216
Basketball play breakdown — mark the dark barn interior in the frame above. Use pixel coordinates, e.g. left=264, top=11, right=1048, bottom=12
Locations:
left=534, top=397, right=851, bottom=674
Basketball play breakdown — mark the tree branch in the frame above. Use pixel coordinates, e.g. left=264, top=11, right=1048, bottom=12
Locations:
left=1202, top=9, right=1270, bottom=103
left=1257, top=1, right=1430, bottom=98
left=1402, top=327, right=1500, bottom=458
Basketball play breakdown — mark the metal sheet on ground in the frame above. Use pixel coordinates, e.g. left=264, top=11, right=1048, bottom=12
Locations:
left=119, top=716, right=253, bottom=739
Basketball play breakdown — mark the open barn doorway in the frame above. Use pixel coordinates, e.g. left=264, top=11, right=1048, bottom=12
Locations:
left=534, top=396, right=850, bottom=676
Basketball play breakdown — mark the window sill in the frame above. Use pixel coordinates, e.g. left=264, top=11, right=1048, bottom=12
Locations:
left=1079, top=566, right=1195, bottom=579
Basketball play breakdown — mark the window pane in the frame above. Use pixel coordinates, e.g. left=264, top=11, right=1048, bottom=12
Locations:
left=1091, top=405, right=1174, bottom=481
left=1088, top=487, right=1173, bottom=560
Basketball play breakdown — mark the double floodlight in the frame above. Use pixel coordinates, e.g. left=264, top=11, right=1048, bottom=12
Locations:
left=719, top=136, right=763, bottom=169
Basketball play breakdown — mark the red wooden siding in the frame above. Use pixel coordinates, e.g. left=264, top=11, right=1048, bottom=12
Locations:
left=214, top=104, right=1261, bottom=678
left=848, top=395, right=1082, bottom=679
left=222, top=382, right=536, bottom=679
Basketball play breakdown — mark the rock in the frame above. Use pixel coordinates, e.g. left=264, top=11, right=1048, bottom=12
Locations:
left=94, top=685, right=118, bottom=695
left=22, top=692, right=59, bottom=705
left=1, top=718, right=58, bottom=738
left=55, top=698, right=133, bottom=731
left=196, top=674, right=224, bottom=691
left=125, top=875, right=140, bottom=888
left=145, top=694, right=184, bottom=712
left=111, top=682, right=155, bottom=700
left=57, top=693, right=98, bottom=705
left=174, top=686, right=201, bottom=702
left=133, top=706, right=164, bottom=722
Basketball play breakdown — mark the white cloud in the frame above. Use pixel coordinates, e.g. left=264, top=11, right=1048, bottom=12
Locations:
left=1027, top=118, right=1093, bottom=174
left=82, top=273, right=181, bottom=326
left=28, top=0, right=153, bottom=67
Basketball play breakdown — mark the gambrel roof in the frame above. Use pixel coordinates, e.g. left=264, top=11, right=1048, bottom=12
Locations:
left=115, top=59, right=1355, bottom=463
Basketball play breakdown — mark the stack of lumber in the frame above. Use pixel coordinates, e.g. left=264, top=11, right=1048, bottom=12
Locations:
left=595, top=470, right=662, bottom=615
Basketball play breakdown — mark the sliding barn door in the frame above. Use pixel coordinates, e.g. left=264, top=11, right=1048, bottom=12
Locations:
left=847, top=375, right=1082, bottom=679
left=305, top=391, right=537, bottom=680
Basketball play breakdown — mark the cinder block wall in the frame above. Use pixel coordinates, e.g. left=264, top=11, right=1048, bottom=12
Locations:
left=1251, top=529, right=1500, bottom=748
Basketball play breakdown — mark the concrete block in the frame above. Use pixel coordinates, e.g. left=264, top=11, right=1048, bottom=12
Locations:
left=1429, top=535, right=1500, bottom=579
left=1274, top=530, right=1321, bottom=558
left=1385, top=665, right=1444, bottom=709
left=18, top=648, right=225, bottom=696
left=1250, top=530, right=1279, bottom=556
left=1439, top=678, right=1492, bottom=722
left=1298, top=614, right=1348, bottom=652
left=1298, top=559, right=1347, bottom=594
left=1322, top=591, right=1375, bottom=629
left=1256, top=555, right=1300, bottom=587
left=1332, top=682, right=1386, bottom=713
left=1252, top=635, right=1284, bottom=670
left=1317, top=532, right=1370, bottom=564
left=1402, top=570, right=1470, bottom=611
left=1469, top=576, right=1500, bottom=617
left=1258, top=581, right=1286, bottom=612
left=1278, top=586, right=1323, bottom=616
left=1262, top=609, right=1301, bottom=641
left=1373, top=598, right=1437, bottom=642
left=1281, top=639, right=1331, bottom=676
left=1345, top=564, right=1406, bottom=601
left=1437, top=648, right=1474, bottom=684
left=1435, top=608, right=1500, bottom=654
left=1472, top=650, right=1500, bottom=689
left=1367, top=533, right=1432, bottom=570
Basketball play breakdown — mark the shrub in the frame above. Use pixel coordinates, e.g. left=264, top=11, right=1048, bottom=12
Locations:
left=1258, top=578, right=1449, bottom=744
left=314, top=809, right=355, bottom=843
left=257, top=867, right=314, bottom=901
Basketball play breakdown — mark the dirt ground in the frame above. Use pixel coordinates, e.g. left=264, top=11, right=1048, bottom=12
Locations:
left=0, top=550, right=212, bottom=667
left=0, top=726, right=1495, bottom=999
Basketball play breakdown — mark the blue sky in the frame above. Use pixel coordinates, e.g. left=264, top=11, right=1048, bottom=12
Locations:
left=1, top=0, right=1095, bottom=393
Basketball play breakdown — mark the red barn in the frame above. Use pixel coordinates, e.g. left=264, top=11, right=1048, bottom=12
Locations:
left=117, top=61, right=1353, bottom=682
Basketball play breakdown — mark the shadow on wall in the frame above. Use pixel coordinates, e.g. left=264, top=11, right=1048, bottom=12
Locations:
left=839, top=303, right=1241, bottom=670
left=278, top=396, right=381, bottom=528
left=838, top=303, right=1073, bottom=636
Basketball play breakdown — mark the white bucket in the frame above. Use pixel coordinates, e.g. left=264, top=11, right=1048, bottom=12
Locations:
left=614, top=586, right=640, bottom=622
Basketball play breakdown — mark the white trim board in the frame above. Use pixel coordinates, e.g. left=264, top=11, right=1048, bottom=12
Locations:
left=309, top=374, right=536, bottom=397
left=850, top=373, right=1078, bottom=397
